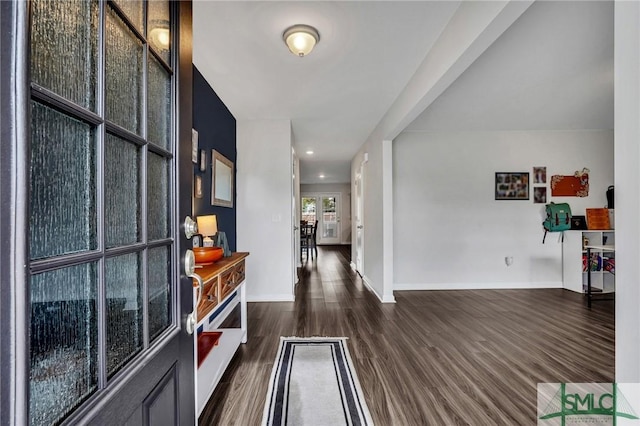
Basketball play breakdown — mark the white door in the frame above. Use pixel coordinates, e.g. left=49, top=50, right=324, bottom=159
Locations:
left=1, top=1, right=196, bottom=424
left=355, top=167, right=365, bottom=274
left=319, top=194, right=341, bottom=245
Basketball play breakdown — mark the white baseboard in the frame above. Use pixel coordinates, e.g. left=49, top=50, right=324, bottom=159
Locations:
left=247, top=294, right=295, bottom=302
left=394, top=281, right=563, bottom=291
left=350, top=262, right=356, bottom=271
left=361, top=275, right=396, bottom=303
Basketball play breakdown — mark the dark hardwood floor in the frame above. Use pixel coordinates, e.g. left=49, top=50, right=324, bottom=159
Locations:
left=199, top=245, right=615, bottom=425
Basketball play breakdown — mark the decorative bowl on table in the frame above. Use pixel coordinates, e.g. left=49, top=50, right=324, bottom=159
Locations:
left=193, top=247, right=223, bottom=265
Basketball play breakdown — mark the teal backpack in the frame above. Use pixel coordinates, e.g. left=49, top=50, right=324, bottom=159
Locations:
left=542, top=202, right=572, bottom=243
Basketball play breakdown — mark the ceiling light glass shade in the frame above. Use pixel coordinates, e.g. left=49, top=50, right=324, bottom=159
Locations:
left=283, top=24, right=320, bottom=57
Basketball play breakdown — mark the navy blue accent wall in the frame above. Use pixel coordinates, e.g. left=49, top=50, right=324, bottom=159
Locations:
left=192, top=66, right=237, bottom=251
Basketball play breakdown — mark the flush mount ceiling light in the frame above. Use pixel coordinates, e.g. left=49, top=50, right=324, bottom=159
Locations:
left=283, top=24, right=320, bottom=57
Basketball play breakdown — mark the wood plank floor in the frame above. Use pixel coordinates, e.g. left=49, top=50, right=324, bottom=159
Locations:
left=199, top=245, right=615, bottom=425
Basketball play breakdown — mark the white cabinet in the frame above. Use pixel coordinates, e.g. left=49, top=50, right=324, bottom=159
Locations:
left=562, top=230, right=615, bottom=293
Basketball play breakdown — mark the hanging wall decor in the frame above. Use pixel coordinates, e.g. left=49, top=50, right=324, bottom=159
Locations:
left=533, top=166, right=546, bottom=184
left=533, top=187, right=547, bottom=204
left=495, top=172, right=529, bottom=200
left=550, top=168, right=589, bottom=197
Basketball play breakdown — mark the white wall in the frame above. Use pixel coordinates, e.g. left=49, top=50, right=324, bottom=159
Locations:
left=615, top=1, right=640, bottom=383
left=393, top=130, right=613, bottom=289
left=350, top=2, right=531, bottom=302
left=237, top=119, right=295, bottom=302
left=301, top=183, right=351, bottom=244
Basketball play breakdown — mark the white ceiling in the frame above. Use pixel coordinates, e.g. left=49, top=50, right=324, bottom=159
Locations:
left=193, top=1, right=613, bottom=184
left=405, top=0, right=614, bottom=132
left=193, top=1, right=460, bottom=184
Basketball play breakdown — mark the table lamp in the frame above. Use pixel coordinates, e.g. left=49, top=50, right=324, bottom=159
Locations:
left=197, top=215, right=218, bottom=247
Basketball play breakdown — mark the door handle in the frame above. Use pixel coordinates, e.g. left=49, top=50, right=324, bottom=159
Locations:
left=184, top=249, right=202, bottom=335
left=184, top=216, right=198, bottom=239
left=357, top=225, right=363, bottom=229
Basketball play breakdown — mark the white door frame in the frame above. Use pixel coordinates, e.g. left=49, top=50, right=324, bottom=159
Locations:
left=301, top=193, right=342, bottom=245
left=354, top=160, right=366, bottom=275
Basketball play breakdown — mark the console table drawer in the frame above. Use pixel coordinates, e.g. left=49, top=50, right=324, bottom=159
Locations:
left=197, top=278, right=219, bottom=322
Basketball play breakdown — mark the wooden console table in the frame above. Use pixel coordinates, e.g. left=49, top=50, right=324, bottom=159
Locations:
left=193, top=252, right=249, bottom=415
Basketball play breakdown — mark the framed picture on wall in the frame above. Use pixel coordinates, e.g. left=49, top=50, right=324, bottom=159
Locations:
left=199, top=149, right=206, bottom=172
left=533, top=166, right=546, bottom=184
left=195, top=175, right=203, bottom=198
left=212, top=150, right=234, bottom=208
left=495, top=172, right=530, bottom=200
left=533, top=186, right=547, bottom=204
left=191, top=129, right=199, bottom=163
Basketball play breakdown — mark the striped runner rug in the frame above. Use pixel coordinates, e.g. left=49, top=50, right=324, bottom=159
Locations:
left=262, top=337, right=374, bottom=426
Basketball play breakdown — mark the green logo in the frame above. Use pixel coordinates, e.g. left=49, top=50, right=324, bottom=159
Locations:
left=538, top=383, right=639, bottom=425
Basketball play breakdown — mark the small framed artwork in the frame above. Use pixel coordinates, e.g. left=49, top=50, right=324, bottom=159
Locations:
left=199, top=149, right=206, bottom=172
left=194, top=175, right=203, bottom=198
left=533, top=186, right=547, bottom=204
left=533, top=166, right=546, bottom=184
left=191, top=129, right=199, bottom=163
left=495, top=172, right=529, bottom=200
left=212, top=149, right=234, bottom=208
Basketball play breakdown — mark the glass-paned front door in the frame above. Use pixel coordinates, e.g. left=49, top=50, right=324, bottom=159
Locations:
left=27, top=0, right=176, bottom=423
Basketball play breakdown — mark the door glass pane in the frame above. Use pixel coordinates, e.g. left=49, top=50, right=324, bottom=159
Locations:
left=105, top=133, right=141, bottom=248
left=30, top=262, right=98, bottom=426
left=147, top=1, right=171, bottom=63
left=30, top=101, right=96, bottom=260
left=322, top=196, right=337, bottom=238
left=113, top=0, right=144, bottom=34
left=148, top=245, right=172, bottom=341
left=30, top=0, right=98, bottom=111
left=148, top=54, right=171, bottom=150
left=106, top=5, right=143, bottom=135
left=106, top=252, right=143, bottom=378
left=301, top=197, right=317, bottom=224
left=147, top=152, right=170, bottom=241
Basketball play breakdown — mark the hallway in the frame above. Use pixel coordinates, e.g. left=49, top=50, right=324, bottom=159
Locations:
left=199, top=246, right=614, bottom=425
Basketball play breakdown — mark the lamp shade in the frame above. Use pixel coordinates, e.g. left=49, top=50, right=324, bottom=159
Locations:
left=283, top=24, right=319, bottom=57
left=197, top=215, right=218, bottom=237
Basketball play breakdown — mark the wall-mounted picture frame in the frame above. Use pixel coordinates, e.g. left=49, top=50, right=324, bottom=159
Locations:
left=199, top=149, right=206, bottom=172
left=191, top=128, right=199, bottom=164
left=533, top=186, right=547, bottom=204
left=195, top=175, right=203, bottom=198
left=212, top=149, right=234, bottom=208
left=533, top=166, right=546, bottom=184
left=495, top=172, right=529, bottom=200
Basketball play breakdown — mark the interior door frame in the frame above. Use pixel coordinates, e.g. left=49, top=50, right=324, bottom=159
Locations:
left=0, top=1, right=196, bottom=424
left=301, top=192, right=342, bottom=245
left=354, top=160, right=366, bottom=275
left=292, top=148, right=301, bottom=274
